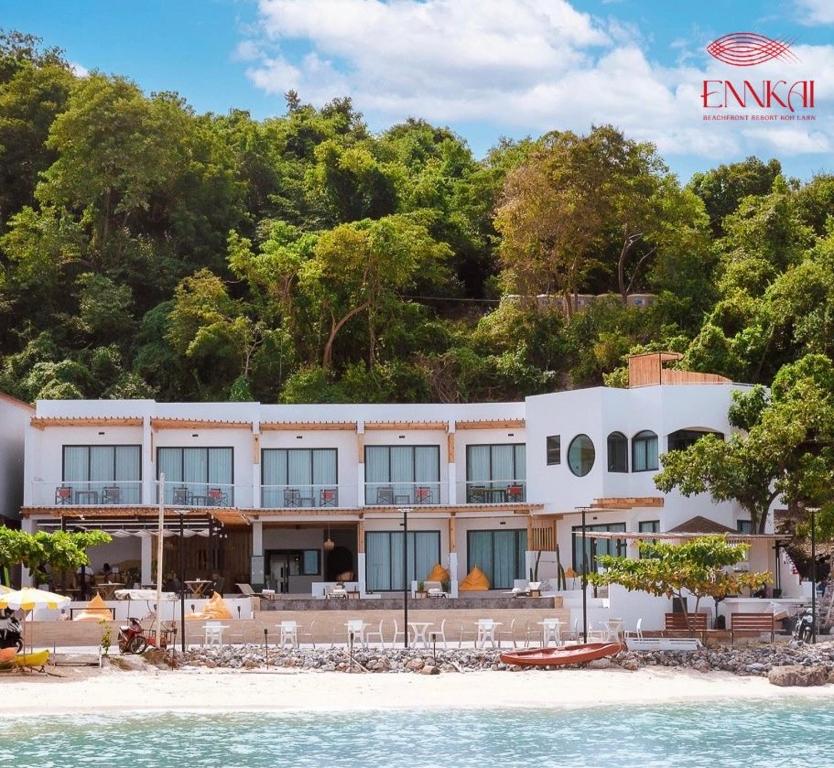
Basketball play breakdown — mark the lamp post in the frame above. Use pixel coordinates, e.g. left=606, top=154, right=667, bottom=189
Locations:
left=178, top=509, right=186, bottom=653
left=811, top=506, right=817, bottom=644
left=401, top=506, right=411, bottom=649
left=580, top=507, right=588, bottom=643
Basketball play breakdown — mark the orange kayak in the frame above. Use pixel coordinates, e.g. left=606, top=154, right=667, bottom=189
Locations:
left=501, top=642, right=622, bottom=667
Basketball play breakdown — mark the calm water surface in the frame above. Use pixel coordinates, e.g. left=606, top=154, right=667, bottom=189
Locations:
left=2, top=702, right=831, bottom=768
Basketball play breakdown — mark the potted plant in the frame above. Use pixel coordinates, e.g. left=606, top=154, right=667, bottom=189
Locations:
left=416, top=580, right=427, bottom=598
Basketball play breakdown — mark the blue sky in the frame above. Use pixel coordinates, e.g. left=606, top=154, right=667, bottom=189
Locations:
left=5, top=0, right=833, bottom=179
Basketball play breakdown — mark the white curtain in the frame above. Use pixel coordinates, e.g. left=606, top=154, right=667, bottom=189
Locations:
left=287, top=449, right=311, bottom=486
left=63, top=447, right=88, bottom=482
left=207, top=448, right=232, bottom=486
left=466, top=446, right=490, bottom=482
left=312, top=449, right=337, bottom=485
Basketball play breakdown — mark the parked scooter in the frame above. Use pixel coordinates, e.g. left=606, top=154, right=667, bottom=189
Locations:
left=793, top=608, right=815, bottom=642
left=118, top=617, right=176, bottom=654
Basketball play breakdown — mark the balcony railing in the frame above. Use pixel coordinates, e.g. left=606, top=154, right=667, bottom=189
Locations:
left=459, top=480, right=526, bottom=504
left=364, top=481, right=442, bottom=506
left=37, top=480, right=143, bottom=507
left=260, top=484, right=348, bottom=509
left=157, top=481, right=240, bottom=508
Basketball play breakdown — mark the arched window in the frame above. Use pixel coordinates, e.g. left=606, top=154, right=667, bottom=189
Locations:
left=667, top=429, right=724, bottom=452
left=632, top=430, right=658, bottom=472
left=567, top=434, right=595, bottom=477
left=607, top=432, right=628, bottom=472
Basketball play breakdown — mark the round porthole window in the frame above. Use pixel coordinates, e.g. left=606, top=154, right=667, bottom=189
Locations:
left=568, top=434, right=595, bottom=477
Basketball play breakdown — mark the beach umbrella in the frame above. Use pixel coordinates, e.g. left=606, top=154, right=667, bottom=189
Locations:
left=0, top=587, right=71, bottom=653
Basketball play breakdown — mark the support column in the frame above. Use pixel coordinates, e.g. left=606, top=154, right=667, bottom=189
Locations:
left=357, top=518, right=366, bottom=596
left=356, top=422, right=365, bottom=507
left=142, top=416, right=154, bottom=505
left=449, top=515, right=459, bottom=598
left=525, top=515, right=537, bottom=584
left=446, top=423, right=456, bottom=505
left=251, top=428, right=261, bottom=510
left=141, top=534, right=152, bottom=586
left=251, top=520, right=264, bottom=585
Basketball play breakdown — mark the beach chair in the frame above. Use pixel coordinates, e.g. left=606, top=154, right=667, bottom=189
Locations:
left=391, top=619, right=406, bottom=646
left=204, top=621, right=226, bottom=647
left=541, top=618, right=562, bottom=646
left=346, top=619, right=367, bottom=649
left=428, top=619, right=448, bottom=650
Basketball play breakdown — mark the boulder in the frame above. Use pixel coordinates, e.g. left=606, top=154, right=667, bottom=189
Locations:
left=406, top=658, right=425, bottom=671
left=587, top=658, right=612, bottom=670
left=419, top=664, right=439, bottom=675
left=768, top=665, right=828, bottom=687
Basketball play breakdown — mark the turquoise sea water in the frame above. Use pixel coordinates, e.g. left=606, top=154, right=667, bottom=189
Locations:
left=3, top=702, right=832, bottom=768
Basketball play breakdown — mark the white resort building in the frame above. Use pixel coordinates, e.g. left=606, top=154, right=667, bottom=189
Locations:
left=13, top=353, right=802, bottom=632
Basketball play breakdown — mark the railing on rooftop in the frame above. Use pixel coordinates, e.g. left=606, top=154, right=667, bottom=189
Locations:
left=260, top=483, right=353, bottom=509
left=364, top=481, right=443, bottom=506
left=457, top=479, right=527, bottom=505
left=34, top=480, right=143, bottom=507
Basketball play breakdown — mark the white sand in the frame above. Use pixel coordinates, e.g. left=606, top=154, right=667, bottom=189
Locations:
left=2, top=666, right=834, bottom=715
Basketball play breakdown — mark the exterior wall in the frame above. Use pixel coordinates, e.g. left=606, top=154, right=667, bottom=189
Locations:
left=0, top=393, right=31, bottom=521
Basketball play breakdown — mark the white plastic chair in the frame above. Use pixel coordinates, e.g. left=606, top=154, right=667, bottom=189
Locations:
left=476, top=619, right=497, bottom=649
left=204, top=621, right=225, bottom=646
left=625, top=618, right=643, bottom=641
left=365, top=619, right=386, bottom=648
left=541, top=618, right=562, bottom=646
left=391, top=619, right=406, bottom=646
left=346, top=619, right=367, bottom=648
left=279, top=620, right=299, bottom=649
left=428, top=619, right=447, bottom=650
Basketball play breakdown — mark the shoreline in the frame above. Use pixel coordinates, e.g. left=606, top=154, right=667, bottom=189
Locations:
left=3, top=667, right=834, bottom=716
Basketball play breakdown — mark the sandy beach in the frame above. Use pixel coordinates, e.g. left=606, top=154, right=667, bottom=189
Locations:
left=2, top=666, right=834, bottom=716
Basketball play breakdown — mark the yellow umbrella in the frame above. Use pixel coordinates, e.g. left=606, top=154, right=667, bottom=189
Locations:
left=0, top=587, right=71, bottom=611
left=0, top=588, right=71, bottom=654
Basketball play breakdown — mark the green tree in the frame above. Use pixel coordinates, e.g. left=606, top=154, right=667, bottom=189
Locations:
left=590, top=536, right=769, bottom=631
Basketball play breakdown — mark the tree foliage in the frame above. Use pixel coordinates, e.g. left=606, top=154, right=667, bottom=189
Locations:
left=590, top=536, right=769, bottom=630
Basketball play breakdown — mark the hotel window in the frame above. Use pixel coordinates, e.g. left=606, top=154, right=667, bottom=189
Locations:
left=465, top=444, right=525, bottom=502
left=62, top=445, right=142, bottom=504
left=632, top=430, right=658, bottom=472
left=261, top=448, right=338, bottom=507
left=364, top=445, right=440, bottom=505
left=567, top=434, right=595, bottom=477
left=365, top=531, right=441, bottom=591
left=157, top=447, right=233, bottom=504
left=638, top=520, right=660, bottom=533
left=607, top=432, right=628, bottom=472
left=737, top=520, right=753, bottom=534
left=667, top=429, right=724, bottom=452
left=546, top=435, right=561, bottom=466
left=467, top=529, right=527, bottom=590
left=571, top=523, right=626, bottom=573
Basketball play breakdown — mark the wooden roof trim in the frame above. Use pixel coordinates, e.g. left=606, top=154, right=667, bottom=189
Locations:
left=363, top=421, right=448, bottom=431
left=592, top=497, right=664, bottom=509
left=31, top=416, right=144, bottom=429
left=21, top=505, right=249, bottom=526
left=454, top=419, right=525, bottom=430
left=150, top=417, right=252, bottom=430
left=260, top=421, right=357, bottom=431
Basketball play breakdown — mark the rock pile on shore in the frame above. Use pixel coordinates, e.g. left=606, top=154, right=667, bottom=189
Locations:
left=178, top=640, right=834, bottom=684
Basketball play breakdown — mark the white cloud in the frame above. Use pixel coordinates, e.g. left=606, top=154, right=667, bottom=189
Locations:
left=796, top=0, right=834, bottom=25
left=241, top=0, right=834, bottom=163
left=70, top=61, right=89, bottom=78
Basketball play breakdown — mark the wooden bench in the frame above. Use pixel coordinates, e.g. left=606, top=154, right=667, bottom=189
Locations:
left=730, top=612, right=775, bottom=645
left=664, top=612, right=708, bottom=642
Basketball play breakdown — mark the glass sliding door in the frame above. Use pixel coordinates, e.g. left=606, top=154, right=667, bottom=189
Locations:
left=465, top=444, right=526, bottom=502
left=157, top=447, right=234, bottom=506
left=60, top=445, right=141, bottom=505
left=466, top=529, right=527, bottom=589
left=571, top=523, right=626, bottom=573
left=261, top=448, right=338, bottom=507
left=364, top=531, right=441, bottom=591
left=364, top=446, right=440, bottom=505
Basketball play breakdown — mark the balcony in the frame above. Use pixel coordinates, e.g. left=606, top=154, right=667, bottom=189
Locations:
left=36, top=481, right=143, bottom=507
left=157, top=481, right=249, bottom=508
left=364, top=481, right=442, bottom=506
left=459, top=480, right=526, bottom=505
left=260, top=484, right=349, bottom=509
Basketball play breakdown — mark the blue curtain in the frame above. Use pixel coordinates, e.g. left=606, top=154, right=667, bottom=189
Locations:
left=365, top=531, right=440, bottom=591
left=366, top=532, right=391, bottom=591
left=468, top=532, right=493, bottom=586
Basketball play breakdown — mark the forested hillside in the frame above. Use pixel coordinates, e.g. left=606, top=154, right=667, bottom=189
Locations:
left=2, top=31, right=833, bottom=406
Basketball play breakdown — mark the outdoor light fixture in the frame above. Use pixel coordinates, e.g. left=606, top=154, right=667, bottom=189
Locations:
left=323, top=524, right=335, bottom=552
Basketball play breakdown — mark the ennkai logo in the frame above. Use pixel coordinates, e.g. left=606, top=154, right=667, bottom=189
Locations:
left=702, top=32, right=815, bottom=115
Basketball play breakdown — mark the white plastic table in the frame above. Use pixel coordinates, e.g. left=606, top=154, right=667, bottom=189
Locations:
left=474, top=621, right=502, bottom=648
left=408, top=621, right=433, bottom=648
left=204, top=623, right=229, bottom=646
left=278, top=622, right=298, bottom=648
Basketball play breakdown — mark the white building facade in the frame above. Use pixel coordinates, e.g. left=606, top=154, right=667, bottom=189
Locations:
left=18, top=354, right=790, bottom=609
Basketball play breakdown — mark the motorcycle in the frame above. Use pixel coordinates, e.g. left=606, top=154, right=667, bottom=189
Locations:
left=793, top=608, right=815, bottom=642
left=0, top=611, right=23, bottom=653
left=118, top=617, right=176, bottom=654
